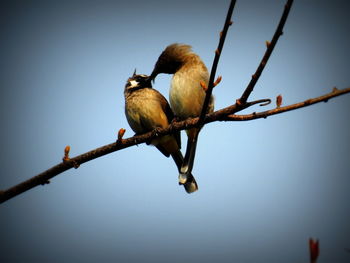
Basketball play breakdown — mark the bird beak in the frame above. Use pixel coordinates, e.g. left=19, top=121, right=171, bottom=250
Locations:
left=145, top=76, right=152, bottom=87
left=149, top=70, right=157, bottom=83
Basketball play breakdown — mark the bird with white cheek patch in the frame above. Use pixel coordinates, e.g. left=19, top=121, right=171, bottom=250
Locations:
left=124, top=71, right=198, bottom=193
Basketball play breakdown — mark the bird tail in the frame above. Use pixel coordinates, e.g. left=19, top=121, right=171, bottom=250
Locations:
left=182, top=173, right=198, bottom=194
left=180, top=127, right=199, bottom=175
left=179, top=97, right=213, bottom=188
left=171, top=150, right=198, bottom=194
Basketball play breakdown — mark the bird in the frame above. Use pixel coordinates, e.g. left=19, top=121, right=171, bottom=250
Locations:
left=149, top=43, right=214, bottom=186
left=124, top=71, right=198, bottom=193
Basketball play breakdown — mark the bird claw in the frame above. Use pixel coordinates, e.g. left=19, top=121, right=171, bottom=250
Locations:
left=171, top=116, right=181, bottom=124
left=152, top=127, right=163, bottom=137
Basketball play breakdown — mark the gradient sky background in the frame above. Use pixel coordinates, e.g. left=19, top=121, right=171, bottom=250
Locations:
left=1, top=0, right=350, bottom=262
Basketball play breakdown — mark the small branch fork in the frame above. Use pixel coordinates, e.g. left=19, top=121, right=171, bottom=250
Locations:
left=238, top=0, right=294, bottom=105
left=1, top=0, right=349, bottom=204
left=181, top=0, right=236, bottom=176
left=224, top=87, right=350, bottom=121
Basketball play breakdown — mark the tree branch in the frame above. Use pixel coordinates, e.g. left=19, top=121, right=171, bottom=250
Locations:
left=1, top=0, right=349, bottom=204
left=198, top=0, right=236, bottom=125
left=1, top=86, right=349, bottom=204
left=225, top=87, right=350, bottom=121
left=238, top=0, right=294, bottom=104
left=181, top=0, right=236, bottom=176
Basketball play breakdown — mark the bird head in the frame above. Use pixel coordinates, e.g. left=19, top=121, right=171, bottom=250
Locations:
left=149, top=43, right=192, bottom=82
left=124, top=70, right=152, bottom=94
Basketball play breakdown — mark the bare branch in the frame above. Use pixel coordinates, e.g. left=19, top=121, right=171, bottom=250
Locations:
left=1, top=86, right=349, bottom=204
left=0, top=0, right=348, bottom=204
left=179, top=0, right=236, bottom=177
left=238, top=0, right=294, bottom=104
left=225, top=87, right=350, bottom=121
left=198, top=0, right=236, bottom=126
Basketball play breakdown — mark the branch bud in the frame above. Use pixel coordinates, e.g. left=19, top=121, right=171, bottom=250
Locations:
left=214, top=76, right=222, bottom=87
left=276, top=94, right=282, bottom=108
left=117, top=128, right=126, bottom=143
left=200, top=81, right=208, bottom=92
left=309, top=238, right=319, bottom=263
left=63, top=145, right=70, bottom=162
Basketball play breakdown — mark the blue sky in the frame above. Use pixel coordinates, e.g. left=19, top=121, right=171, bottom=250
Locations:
left=1, top=0, right=349, bottom=262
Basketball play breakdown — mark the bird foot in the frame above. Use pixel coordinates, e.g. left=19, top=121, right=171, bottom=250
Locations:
left=171, top=116, right=181, bottom=124
left=152, top=127, right=163, bottom=137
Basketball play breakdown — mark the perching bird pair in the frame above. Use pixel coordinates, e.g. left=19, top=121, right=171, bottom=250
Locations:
left=124, top=43, right=214, bottom=193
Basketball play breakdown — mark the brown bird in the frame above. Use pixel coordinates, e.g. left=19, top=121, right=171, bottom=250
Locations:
left=124, top=72, right=198, bottom=193
left=149, top=43, right=214, bottom=186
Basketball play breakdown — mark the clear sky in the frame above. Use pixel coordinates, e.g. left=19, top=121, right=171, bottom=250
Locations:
left=1, top=0, right=349, bottom=262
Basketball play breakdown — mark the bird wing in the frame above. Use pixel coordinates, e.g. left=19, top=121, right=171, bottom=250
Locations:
left=154, top=89, right=181, bottom=150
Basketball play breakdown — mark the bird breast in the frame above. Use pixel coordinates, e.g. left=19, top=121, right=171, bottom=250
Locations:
left=125, top=89, right=169, bottom=134
left=170, top=62, right=210, bottom=119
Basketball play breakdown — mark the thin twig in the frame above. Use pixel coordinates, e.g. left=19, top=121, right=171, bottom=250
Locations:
left=225, top=87, right=350, bottom=121
left=178, top=0, right=236, bottom=176
left=238, top=0, right=294, bottom=104
left=198, top=0, right=236, bottom=125
left=1, top=86, right=349, bottom=204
